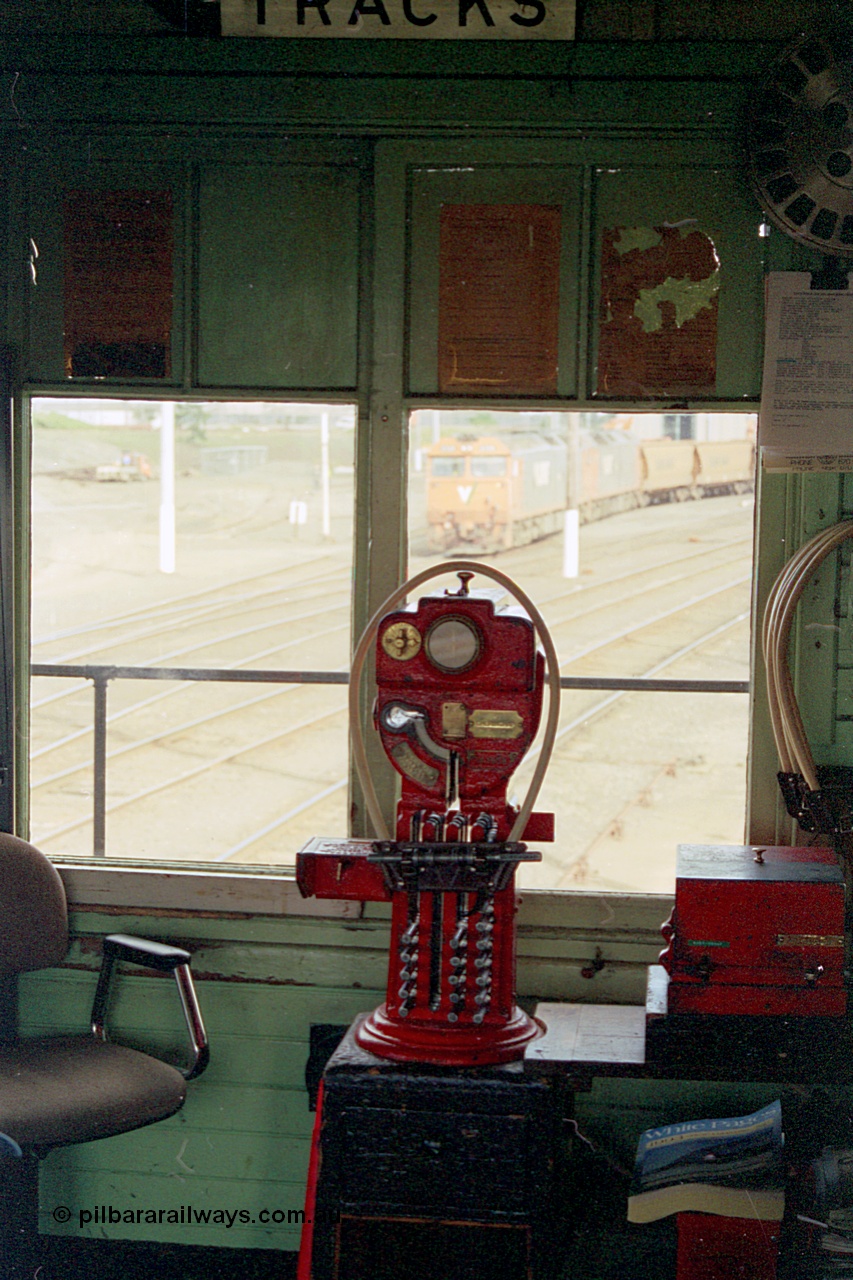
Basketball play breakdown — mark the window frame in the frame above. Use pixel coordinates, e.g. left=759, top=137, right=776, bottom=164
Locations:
left=10, top=134, right=770, bottom=921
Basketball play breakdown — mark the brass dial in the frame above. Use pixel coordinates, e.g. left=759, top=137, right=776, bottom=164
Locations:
left=380, top=620, right=422, bottom=661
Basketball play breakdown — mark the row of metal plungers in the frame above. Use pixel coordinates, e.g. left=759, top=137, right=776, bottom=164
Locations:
left=355, top=806, right=543, bottom=1064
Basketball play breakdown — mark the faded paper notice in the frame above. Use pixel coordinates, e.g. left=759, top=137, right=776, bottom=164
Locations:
left=64, top=190, right=173, bottom=380
left=596, top=224, right=719, bottom=398
left=438, top=203, right=561, bottom=396
left=760, top=272, right=853, bottom=472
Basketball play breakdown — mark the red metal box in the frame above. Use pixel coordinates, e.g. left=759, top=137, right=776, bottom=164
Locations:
left=661, top=845, right=846, bottom=1017
left=676, top=1212, right=779, bottom=1280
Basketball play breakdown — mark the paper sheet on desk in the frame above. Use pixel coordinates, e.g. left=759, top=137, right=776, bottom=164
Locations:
left=760, top=272, right=853, bottom=472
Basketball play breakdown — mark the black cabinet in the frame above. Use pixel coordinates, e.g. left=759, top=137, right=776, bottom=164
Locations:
left=306, top=1018, right=567, bottom=1280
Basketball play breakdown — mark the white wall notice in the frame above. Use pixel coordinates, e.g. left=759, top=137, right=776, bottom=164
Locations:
left=760, top=271, right=853, bottom=472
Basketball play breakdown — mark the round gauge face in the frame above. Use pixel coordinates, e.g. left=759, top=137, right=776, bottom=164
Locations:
left=380, top=621, right=422, bottom=661
left=424, top=616, right=481, bottom=672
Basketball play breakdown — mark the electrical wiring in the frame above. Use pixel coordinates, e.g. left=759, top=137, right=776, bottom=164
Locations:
left=348, top=560, right=561, bottom=843
left=763, top=520, right=853, bottom=795
left=775, top=525, right=853, bottom=784
left=763, top=525, right=840, bottom=785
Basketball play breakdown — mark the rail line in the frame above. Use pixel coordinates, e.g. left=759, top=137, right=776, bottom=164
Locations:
left=34, top=575, right=352, bottom=670
left=33, top=552, right=350, bottom=649
left=32, top=531, right=748, bottom=716
left=211, top=608, right=750, bottom=862
left=30, top=554, right=747, bottom=768
left=30, top=496, right=753, bottom=866
left=143, top=576, right=751, bottom=862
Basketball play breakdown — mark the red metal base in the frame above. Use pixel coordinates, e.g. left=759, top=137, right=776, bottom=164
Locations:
left=355, top=1003, right=542, bottom=1066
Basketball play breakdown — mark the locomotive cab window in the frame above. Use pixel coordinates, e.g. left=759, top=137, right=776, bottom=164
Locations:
left=471, top=457, right=508, bottom=478
left=408, top=409, right=757, bottom=894
left=430, top=457, right=466, bottom=477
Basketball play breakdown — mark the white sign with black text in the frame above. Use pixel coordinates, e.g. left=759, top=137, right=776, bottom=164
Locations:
left=222, top=0, right=573, bottom=39
left=760, top=271, right=853, bottom=472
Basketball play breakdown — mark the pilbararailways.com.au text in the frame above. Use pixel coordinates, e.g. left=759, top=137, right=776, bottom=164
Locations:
left=53, top=1205, right=337, bottom=1229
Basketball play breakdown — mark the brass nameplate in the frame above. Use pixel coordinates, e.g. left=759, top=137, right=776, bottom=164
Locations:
left=442, top=701, right=468, bottom=739
left=469, top=708, right=523, bottom=739
left=776, top=934, right=844, bottom=948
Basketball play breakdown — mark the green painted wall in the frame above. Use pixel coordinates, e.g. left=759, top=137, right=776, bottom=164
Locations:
left=24, top=891, right=665, bottom=1250
left=2, top=24, right=852, bottom=1259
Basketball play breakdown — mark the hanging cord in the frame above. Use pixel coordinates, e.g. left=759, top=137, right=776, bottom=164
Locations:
left=763, top=521, right=853, bottom=793
left=349, top=560, right=562, bottom=842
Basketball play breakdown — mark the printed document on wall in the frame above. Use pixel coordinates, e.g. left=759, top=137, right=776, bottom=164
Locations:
left=760, top=271, right=853, bottom=471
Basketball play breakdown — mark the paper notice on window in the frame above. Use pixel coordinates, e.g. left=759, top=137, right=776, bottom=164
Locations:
left=760, top=272, right=853, bottom=472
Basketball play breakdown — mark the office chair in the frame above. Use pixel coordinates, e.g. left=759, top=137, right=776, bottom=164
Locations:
left=0, top=833, right=209, bottom=1278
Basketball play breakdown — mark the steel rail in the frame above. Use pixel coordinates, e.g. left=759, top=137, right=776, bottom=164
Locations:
left=35, top=697, right=350, bottom=852
left=31, top=549, right=750, bottom=713
left=31, top=661, right=749, bottom=859
left=517, top=531, right=752, bottom=606
left=38, top=589, right=351, bottom=672
left=546, top=551, right=751, bottom=632
left=213, top=619, right=751, bottom=863
left=30, top=599, right=350, bottom=711
left=32, top=554, right=348, bottom=648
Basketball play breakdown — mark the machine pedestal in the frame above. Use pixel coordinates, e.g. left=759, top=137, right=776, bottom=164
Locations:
left=300, top=1017, right=567, bottom=1280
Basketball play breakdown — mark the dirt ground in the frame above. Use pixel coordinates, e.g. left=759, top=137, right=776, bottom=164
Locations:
left=30, top=417, right=752, bottom=893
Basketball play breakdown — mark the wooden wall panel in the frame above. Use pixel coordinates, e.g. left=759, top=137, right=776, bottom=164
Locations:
left=197, top=164, right=360, bottom=390
left=19, top=893, right=667, bottom=1251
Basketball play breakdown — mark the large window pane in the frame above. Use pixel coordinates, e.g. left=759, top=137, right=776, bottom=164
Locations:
left=31, top=398, right=355, bottom=864
left=408, top=409, right=756, bottom=893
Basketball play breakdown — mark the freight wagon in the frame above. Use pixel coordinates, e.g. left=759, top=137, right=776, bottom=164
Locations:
left=426, top=432, right=754, bottom=552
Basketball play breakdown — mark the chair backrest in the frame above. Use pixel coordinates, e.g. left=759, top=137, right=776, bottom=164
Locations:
left=0, top=834, right=68, bottom=979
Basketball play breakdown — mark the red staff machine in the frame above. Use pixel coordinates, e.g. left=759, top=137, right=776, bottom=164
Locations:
left=297, top=561, right=560, bottom=1066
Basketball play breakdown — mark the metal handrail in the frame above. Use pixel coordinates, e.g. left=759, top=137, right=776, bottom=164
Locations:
left=31, top=663, right=749, bottom=857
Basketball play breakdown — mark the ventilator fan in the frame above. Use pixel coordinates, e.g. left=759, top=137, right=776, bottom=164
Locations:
left=749, top=32, right=853, bottom=257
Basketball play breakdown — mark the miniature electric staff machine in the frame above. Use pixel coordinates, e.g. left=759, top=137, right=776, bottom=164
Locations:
left=297, top=561, right=560, bottom=1066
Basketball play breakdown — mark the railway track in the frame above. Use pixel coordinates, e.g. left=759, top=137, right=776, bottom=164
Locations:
left=30, top=530, right=748, bottom=778
left=30, top=495, right=753, bottom=884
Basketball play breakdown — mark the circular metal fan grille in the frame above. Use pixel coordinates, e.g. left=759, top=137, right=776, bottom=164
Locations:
left=749, top=33, right=853, bottom=257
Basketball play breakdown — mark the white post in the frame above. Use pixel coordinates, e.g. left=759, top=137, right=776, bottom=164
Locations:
left=562, top=412, right=580, bottom=579
left=320, top=411, right=331, bottom=539
left=159, top=402, right=176, bottom=574
left=563, top=508, right=580, bottom=578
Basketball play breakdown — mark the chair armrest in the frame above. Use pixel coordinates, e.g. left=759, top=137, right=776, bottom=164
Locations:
left=100, top=935, right=192, bottom=971
left=91, top=933, right=210, bottom=1080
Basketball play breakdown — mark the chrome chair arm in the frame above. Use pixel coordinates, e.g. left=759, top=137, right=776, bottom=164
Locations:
left=90, top=933, right=209, bottom=1080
